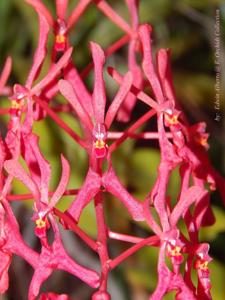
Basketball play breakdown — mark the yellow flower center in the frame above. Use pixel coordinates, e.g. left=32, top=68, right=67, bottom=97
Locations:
left=198, top=137, right=208, bottom=147
left=56, top=34, right=66, bottom=44
left=196, top=259, right=208, bottom=270
left=167, top=244, right=182, bottom=257
left=164, top=113, right=179, bottom=125
left=94, top=140, right=106, bottom=149
left=11, top=100, right=23, bottom=110
left=35, top=218, right=46, bottom=229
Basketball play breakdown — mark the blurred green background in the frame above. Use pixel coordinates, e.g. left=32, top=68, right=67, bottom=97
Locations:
left=0, top=0, right=225, bottom=299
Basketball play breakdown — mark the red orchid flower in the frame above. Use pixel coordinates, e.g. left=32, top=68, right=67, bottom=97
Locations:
left=0, top=198, right=39, bottom=295
left=7, top=9, right=72, bottom=130
left=28, top=216, right=99, bottom=300
left=59, top=42, right=144, bottom=222
left=150, top=230, right=196, bottom=300
left=26, top=0, right=92, bottom=55
left=3, top=147, right=100, bottom=299
left=4, top=140, right=69, bottom=234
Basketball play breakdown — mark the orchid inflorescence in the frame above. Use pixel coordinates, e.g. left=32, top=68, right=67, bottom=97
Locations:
left=0, top=1, right=224, bottom=299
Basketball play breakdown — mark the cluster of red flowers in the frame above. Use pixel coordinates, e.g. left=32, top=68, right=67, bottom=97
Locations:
left=0, top=1, right=224, bottom=299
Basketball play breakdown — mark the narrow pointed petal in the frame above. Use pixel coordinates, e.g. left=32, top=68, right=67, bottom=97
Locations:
left=67, top=0, right=92, bottom=31
left=28, top=265, right=53, bottom=300
left=105, top=71, right=133, bottom=128
left=24, top=134, right=51, bottom=204
left=94, top=0, right=132, bottom=35
left=107, top=66, right=159, bottom=111
left=59, top=79, right=93, bottom=130
left=26, top=11, right=49, bottom=89
left=49, top=155, right=70, bottom=209
left=117, top=40, right=143, bottom=122
left=4, top=160, right=40, bottom=200
left=138, top=24, right=164, bottom=103
left=22, top=136, right=42, bottom=187
left=103, top=167, right=144, bottom=221
left=0, top=252, right=11, bottom=294
left=170, top=186, right=207, bottom=227
left=26, top=0, right=54, bottom=27
left=156, top=49, right=176, bottom=106
left=143, top=200, right=162, bottom=236
left=31, top=47, right=73, bottom=95
left=90, top=42, right=106, bottom=124
left=193, top=193, right=215, bottom=228
left=67, top=168, right=101, bottom=222
left=54, top=240, right=100, bottom=288
left=150, top=245, right=171, bottom=300
left=0, top=56, right=12, bottom=93
left=64, top=62, right=93, bottom=116
left=56, top=0, right=68, bottom=20
left=126, top=0, right=139, bottom=29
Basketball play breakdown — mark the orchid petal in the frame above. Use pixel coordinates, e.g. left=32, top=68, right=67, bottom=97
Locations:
left=94, top=0, right=132, bottom=35
left=31, top=47, right=73, bottom=95
left=49, top=155, right=70, bottom=209
left=64, top=62, right=93, bottom=116
left=170, top=186, right=207, bottom=227
left=193, top=193, right=215, bottom=228
left=26, top=10, right=49, bottom=89
left=56, top=0, right=68, bottom=20
left=139, top=24, right=164, bottom=103
left=103, top=167, right=144, bottom=221
left=53, top=238, right=99, bottom=288
left=67, top=168, right=101, bottom=222
left=126, top=0, right=139, bottom=29
left=107, top=66, right=159, bottom=111
left=0, top=252, right=11, bottom=294
left=105, top=71, right=133, bottom=128
left=156, top=49, right=176, bottom=106
left=26, top=134, right=51, bottom=203
left=67, top=0, right=92, bottom=31
left=26, top=0, right=54, bottom=27
left=29, top=264, right=53, bottom=300
left=21, top=136, right=42, bottom=188
left=90, top=42, right=106, bottom=124
left=117, top=40, right=143, bottom=122
left=59, top=79, right=93, bottom=131
left=4, top=159, right=40, bottom=200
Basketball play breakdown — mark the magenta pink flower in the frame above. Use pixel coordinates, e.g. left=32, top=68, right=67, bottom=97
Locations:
left=28, top=216, right=99, bottom=300
left=59, top=42, right=144, bottom=222
left=1, top=1, right=224, bottom=298
left=26, top=0, right=91, bottom=56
